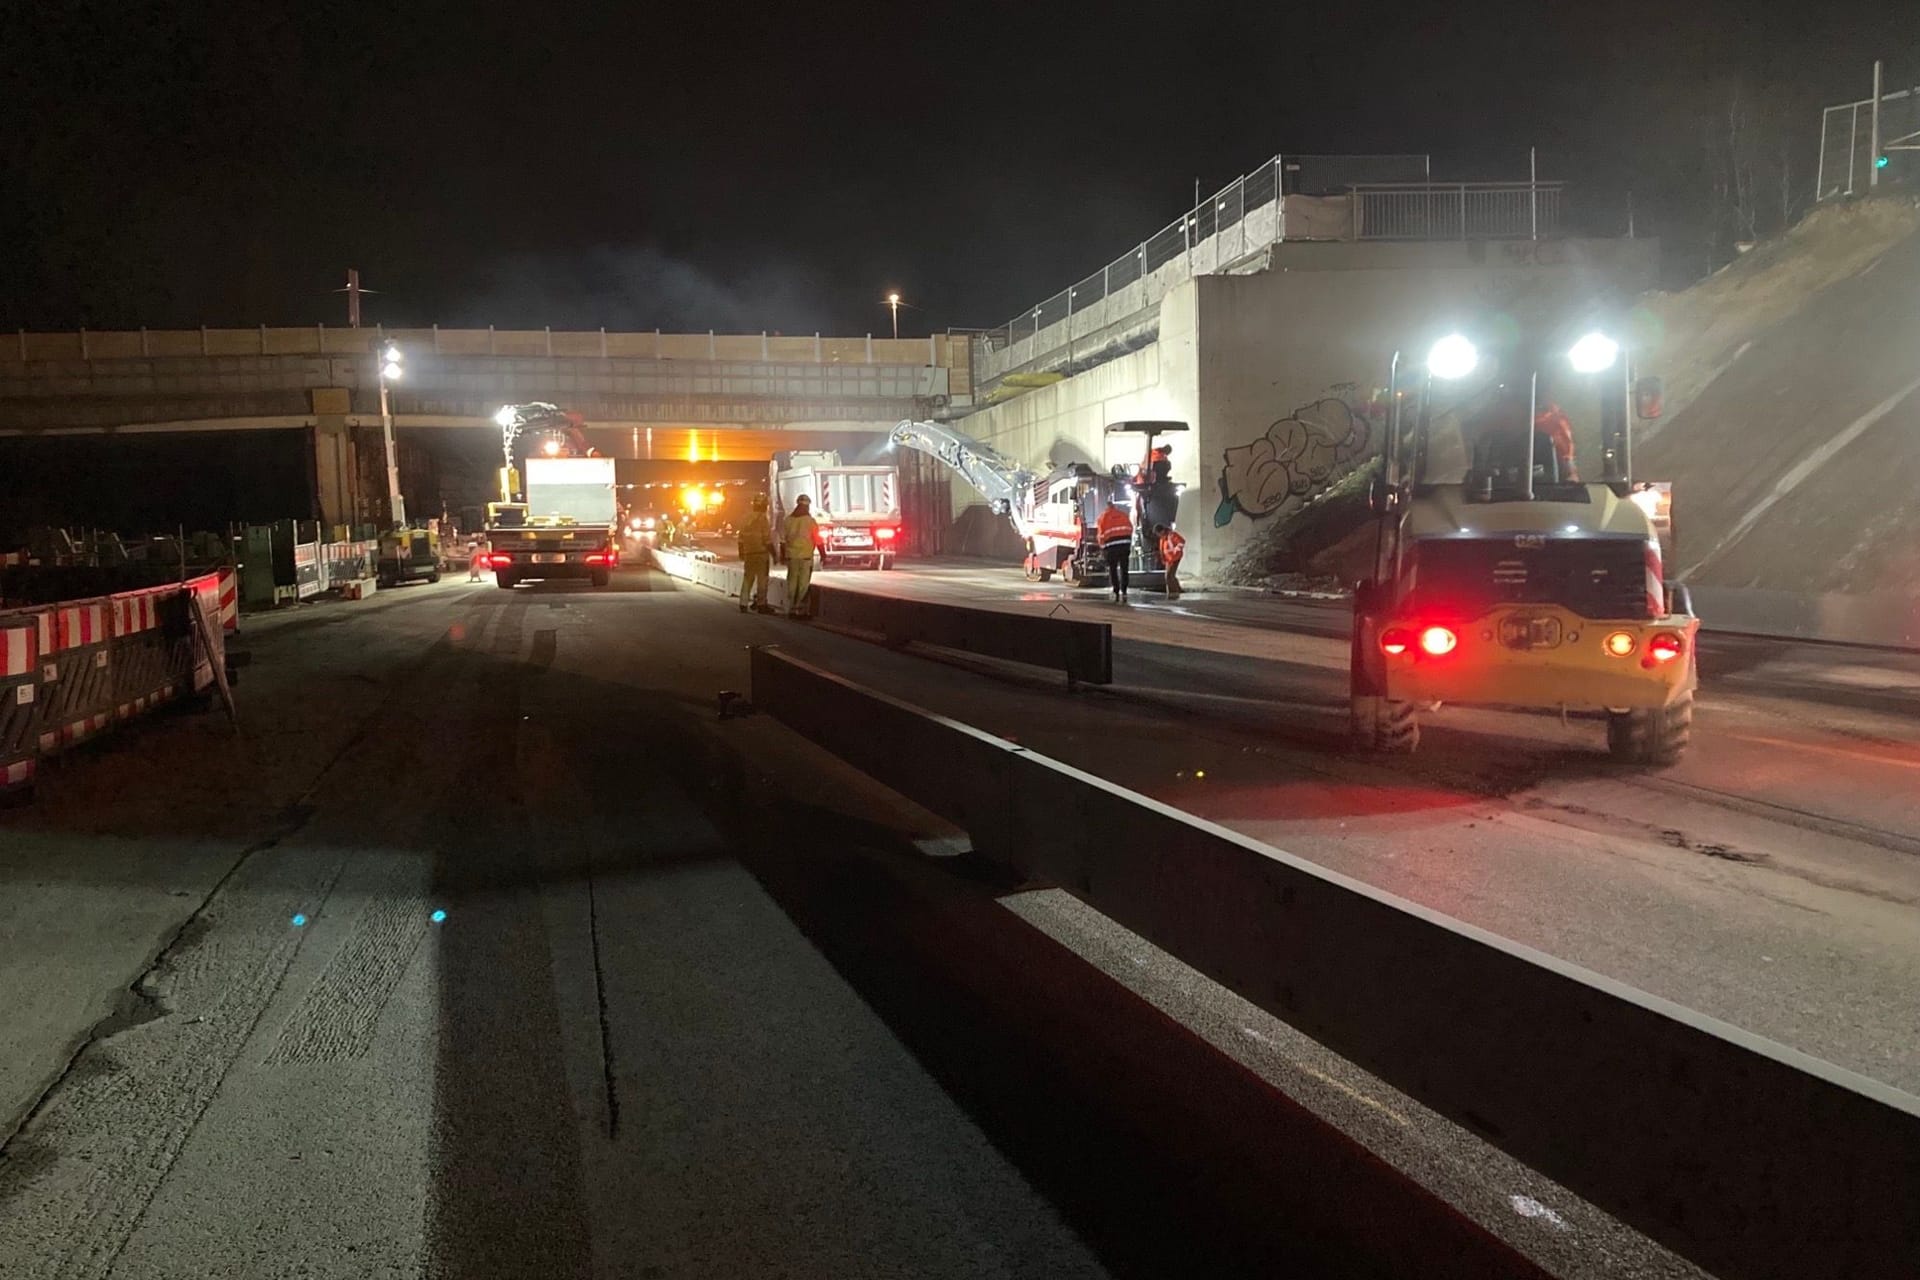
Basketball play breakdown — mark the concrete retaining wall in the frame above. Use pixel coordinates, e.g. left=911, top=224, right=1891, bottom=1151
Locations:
left=946, top=238, right=1660, bottom=585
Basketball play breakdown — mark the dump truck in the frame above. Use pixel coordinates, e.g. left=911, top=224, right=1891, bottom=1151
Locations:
left=1350, top=326, right=1696, bottom=763
left=770, top=451, right=901, bottom=569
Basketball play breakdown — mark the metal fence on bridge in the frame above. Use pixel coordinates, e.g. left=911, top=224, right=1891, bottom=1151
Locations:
left=982, top=153, right=1432, bottom=355
left=1350, top=182, right=1564, bottom=241
left=977, top=150, right=1567, bottom=383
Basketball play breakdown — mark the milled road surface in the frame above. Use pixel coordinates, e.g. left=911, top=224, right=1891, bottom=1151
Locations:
left=5, top=555, right=1918, bottom=1279
left=0, top=576, right=1113, bottom=1280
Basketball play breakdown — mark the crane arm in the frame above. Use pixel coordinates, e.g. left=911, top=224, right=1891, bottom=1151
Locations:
left=889, top=419, right=1037, bottom=515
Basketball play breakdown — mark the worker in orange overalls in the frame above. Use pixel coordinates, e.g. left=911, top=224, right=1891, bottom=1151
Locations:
left=1096, top=496, right=1135, bottom=603
left=1533, top=401, right=1579, bottom=482
left=1155, top=524, right=1186, bottom=598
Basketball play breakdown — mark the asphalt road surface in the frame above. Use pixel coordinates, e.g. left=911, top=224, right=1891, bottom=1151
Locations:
left=4, top=553, right=1917, bottom=1279
left=696, top=540, right=1920, bottom=1096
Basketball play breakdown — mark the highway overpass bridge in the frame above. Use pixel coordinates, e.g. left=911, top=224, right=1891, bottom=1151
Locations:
left=0, top=326, right=970, bottom=434
left=0, top=326, right=973, bottom=528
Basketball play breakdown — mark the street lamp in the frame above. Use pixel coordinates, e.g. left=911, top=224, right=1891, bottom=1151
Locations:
left=377, top=340, right=406, bottom=528
left=885, top=291, right=902, bottom=340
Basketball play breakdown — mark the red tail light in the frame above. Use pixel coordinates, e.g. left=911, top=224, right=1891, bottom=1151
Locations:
left=875, top=526, right=898, bottom=542
left=1419, top=626, right=1458, bottom=656
left=1380, top=627, right=1413, bottom=656
left=584, top=552, right=616, bottom=567
left=486, top=553, right=514, bottom=569
left=1647, top=632, right=1685, bottom=664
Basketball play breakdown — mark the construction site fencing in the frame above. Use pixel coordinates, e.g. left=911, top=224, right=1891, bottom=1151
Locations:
left=1, top=569, right=232, bottom=800
left=242, top=523, right=378, bottom=607
left=749, top=645, right=1920, bottom=1280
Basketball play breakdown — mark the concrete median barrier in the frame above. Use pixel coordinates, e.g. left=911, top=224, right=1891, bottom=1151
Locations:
left=1692, top=585, right=1920, bottom=649
left=749, top=644, right=1920, bottom=1280
left=652, top=547, right=1111, bottom=684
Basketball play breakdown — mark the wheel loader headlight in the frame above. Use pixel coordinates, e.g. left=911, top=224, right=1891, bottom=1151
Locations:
left=1426, top=334, right=1478, bottom=380
left=1567, top=332, right=1620, bottom=373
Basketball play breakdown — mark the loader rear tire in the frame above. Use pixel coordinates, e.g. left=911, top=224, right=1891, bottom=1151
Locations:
left=1350, top=695, right=1420, bottom=754
left=1607, top=692, right=1693, bottom=766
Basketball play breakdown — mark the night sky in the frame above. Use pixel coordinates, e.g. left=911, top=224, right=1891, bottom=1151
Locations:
left=2, top=1, right=1901, bottom=336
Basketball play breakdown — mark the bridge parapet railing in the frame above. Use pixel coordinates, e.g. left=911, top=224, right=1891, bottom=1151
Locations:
left=4, top=328, right=957, bottom=370
left=975, top=160, right=1573, bottom=385
left=1349, top=182, right=1564, bottom=241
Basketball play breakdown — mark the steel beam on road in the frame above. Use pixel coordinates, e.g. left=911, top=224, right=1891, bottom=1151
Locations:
left=748, top=645, right=1920, bottom=1280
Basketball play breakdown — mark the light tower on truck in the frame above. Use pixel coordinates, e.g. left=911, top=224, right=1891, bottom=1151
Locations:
left=377, top=339, right=405, bottom=527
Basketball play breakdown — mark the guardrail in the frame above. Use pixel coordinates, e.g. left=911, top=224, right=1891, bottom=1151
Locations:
left=1, top=571, right=232, bottom=802
left=650, top=548, right=1111, bottom=684
left=748, top=644, right=1920, bottom=1280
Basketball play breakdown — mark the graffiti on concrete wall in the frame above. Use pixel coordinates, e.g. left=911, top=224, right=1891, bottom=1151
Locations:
left=1212, top=394, right=1375, bottom=526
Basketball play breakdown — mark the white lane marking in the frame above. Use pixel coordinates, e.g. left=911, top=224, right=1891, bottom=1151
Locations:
left=1722, top=731, right=1920, bottom=771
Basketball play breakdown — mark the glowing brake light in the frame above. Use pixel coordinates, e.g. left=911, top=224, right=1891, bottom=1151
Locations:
left=1647, top=632, right=1685, bottom=664
left=1380, top=627, right=1413, bottom=656
left=584, top=551, right=617, bottom=567
left=486, top=552, right=514, bottom=569
left=875, top=526, right=898, bottom=542
left=1419, top=626, right=1458, bottom=656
